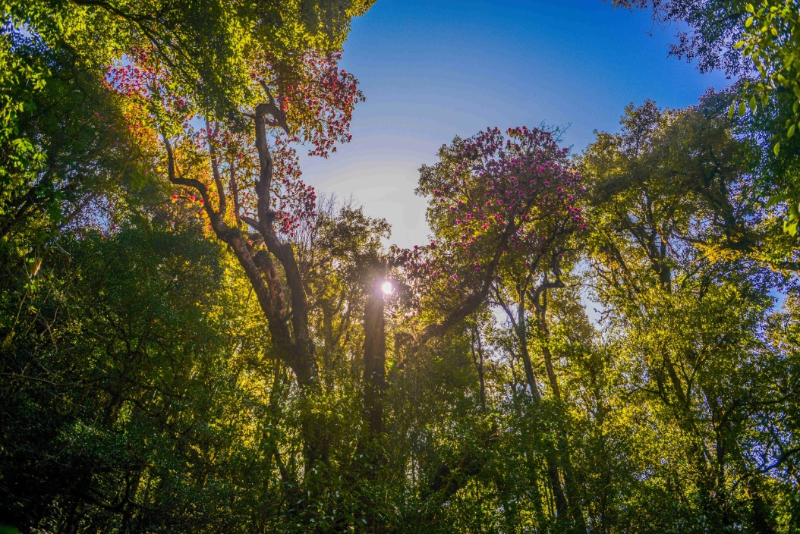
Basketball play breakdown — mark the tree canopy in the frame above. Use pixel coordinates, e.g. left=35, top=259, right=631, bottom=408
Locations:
left=1, top=1, right=799, bottom=533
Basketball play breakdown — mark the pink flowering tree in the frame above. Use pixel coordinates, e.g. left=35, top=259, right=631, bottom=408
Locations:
left=398, top=126, right=588, bottom=527
left=103, top=44, right=364, bottom=474
left=400, top=126, right=585, bottom=343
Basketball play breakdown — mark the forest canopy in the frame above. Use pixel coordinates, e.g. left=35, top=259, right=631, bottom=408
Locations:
left=1, top=1, right=799, bottom=533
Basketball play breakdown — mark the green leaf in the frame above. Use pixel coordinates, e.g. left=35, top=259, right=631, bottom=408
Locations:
left=784, top=218, right=798, bottom=236
left=766, top=193, right=787, bottom=208
left=739, top=101, right=747, bottom=116
left=746, top=16, right=754, bottom=27
left=789, top=124, right=796, bottom=139
left=774, top=141, right=781, bottom=156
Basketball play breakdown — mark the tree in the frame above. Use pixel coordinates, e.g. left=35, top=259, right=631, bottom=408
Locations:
left=582, top=91, right=799, bottom=271
left=400, top=126, right=589, bottom=532
left=0, top=226, right=283, bottom=533
left=580, top=98, right=798, bottom=532
left=4, top=3, right=800, bottom=532
left=403, top=126, right=584, bottom=341
left=608, top=0, right=800, bottom=234
left=5, top=0, right=376, bottom=478
left=0, top=26, right=153, bottom=245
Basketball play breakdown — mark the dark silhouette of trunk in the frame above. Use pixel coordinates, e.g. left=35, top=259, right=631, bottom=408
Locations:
left=354, top=263, right=390, bottom=533
left=363, top=264, right=387, bottom=437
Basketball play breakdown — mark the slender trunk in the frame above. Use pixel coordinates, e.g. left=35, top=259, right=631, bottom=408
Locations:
left=353, top=265, right=389, bottom=533
left=533, top=283, right=586, bottom=534
left=471, top=328, right=486, bottom=413
left=170, top=109, right=325, bottom=473
left=515, top=286, right=542, bottom=403
left=217, top=206, right=324, bottom=476
left=509, top=284, right=568, bottom=521
left=363, top=269, right=387, bottom=437
left=321, top=301, right=335, bottom=393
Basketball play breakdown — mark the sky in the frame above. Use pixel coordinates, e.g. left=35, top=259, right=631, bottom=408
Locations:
left=298, top=0, right=732, bottom=249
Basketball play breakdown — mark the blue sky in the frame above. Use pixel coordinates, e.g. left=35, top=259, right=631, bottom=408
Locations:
left=299, top=0, right=732, bottom=248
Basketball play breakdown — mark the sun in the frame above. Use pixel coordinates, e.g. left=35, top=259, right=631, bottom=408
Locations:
left=381, top=280, right=394, bottom=295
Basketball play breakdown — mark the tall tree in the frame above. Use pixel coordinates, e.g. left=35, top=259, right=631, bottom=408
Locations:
left=608, top=0, right=800, bottom=234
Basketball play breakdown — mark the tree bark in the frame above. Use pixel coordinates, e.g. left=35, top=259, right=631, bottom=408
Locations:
left=363, top=263, right=387, bottom=437
left=163, top=109, right=324, bottom=472
left=530, top=281, right=587, bottom=534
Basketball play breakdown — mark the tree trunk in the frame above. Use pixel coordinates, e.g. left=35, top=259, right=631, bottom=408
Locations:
left=532, top=283, right=587, bottom=534
left=363, top=265, right=387, bottom=437
left=504, top=283, right=569, bottom=522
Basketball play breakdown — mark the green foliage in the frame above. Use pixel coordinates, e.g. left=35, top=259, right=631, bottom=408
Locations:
left=0, top=227, right=281, bottom=532
left=1, top=2, right=799, bottom=533
left=735, top=0, right=800, bottom=234
left=610, top=0, right=800, bottom=234
left=0, top=30, right=48, bottom=219
left=3, top=0, right=375, bottom=116
left=0, top=25, right=161, bottom=247
left=734, top=1, right=800, bottom=141
left=579, top=95, right=798, bottom=533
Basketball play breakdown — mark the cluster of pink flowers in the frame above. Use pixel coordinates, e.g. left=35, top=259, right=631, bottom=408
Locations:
left=277, top=51, right=363, bottom=157
left=104, top=46, right=357, bottom=241
left=269, top=133, right=317, bottom=236
left=103, top=47, right=193, bottom=135
left=402, top=126, right=586, bottom=301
